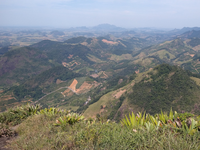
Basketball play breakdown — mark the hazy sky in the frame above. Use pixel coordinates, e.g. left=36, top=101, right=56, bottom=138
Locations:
left=0, top=0, right=200, bottom=28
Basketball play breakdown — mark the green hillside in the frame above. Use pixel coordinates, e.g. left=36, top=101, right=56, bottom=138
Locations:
left=128, top=64, right=200, bottom=114
left=0, top=46, right=56, bottom=88
left=0, top=65, right=99, bottom=112
left=131, top=38, right=200, bottom=73
left=83, top=64, right=200, bottom=121
left=2, top=36, right=200, bottom=115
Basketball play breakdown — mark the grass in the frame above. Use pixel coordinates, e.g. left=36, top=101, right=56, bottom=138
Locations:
left=0, top=104, right=200, bottom=149
left=110, top=54, right=133, bottom=62
left=133, top=58, right=155, bottom=68
left=84, top=91, right=114, bottom=118
left=87, top=54, right=105, bottom=63
left=83, top=71, right=149, bottom=119
left=76, top=77, right=87, bottom=89
left=59, top=105, right=79, bottom=111
left=7, top=112, right=200, bottom=150
left=42, top=81, right=70, bottom=94
left=150, top=50, right=175, bottom=60
left=190, top=77, right=200, bottom=86
left=75, top=67, right=94, bottom=73
left=174, top=59, right=193, bottom=65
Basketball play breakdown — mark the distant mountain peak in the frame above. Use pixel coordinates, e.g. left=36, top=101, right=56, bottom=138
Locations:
left=93, top=24, right=125, bottom=31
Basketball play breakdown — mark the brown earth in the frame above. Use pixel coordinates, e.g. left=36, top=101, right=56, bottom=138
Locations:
left=113, top=89, right=126, bottom=99
left=135, top=69, right=140, bottom=74
left=62, top=62, right=67, bottom=67
left=102, top=39, right=118, bottom=45
left=149, top=68, right=153, bottom=71
left=102, top=72, right=108, bottom=78
left=63, top=89, right=74, bottom=97
left=81, top=42, right=88, bottom=46
left=193, top=45, right=200, bottom=51
left=118, top=79, right=123, bottom=85
left=117, top=41, right=127, bottom=47
left=56, top=79, right=64, bottom=84
left=69, top=79, right=78, bottom=92
left=91, top=71, right=108, bottom=79
left=98, top=71, right=108, bottom=79
left=68, top=54, right=73, bottom=59
left=62, top=79, right=78, bottom=96
left=90, top=74, right=99, bottom=78
left=76, top=82, right=93, bottom=94
left=190, top=54, right=195, bottom=57
left=0, top=95, right=16, bottom=101
left=62, top=79, right=99, bottom=96
left=0, top=137, right=11, bottom=150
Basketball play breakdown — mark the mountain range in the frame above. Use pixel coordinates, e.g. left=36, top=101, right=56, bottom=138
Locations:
left=1, top=28, right=200, bottom=121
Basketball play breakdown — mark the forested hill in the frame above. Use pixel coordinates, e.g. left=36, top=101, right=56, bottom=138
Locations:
left=83, top=64, right=200, bottom=120
left=128, top=64, right=200, bottom=114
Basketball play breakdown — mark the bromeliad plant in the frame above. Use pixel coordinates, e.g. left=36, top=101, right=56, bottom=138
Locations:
left=54, top=113, right=84, bottom=127
left=121, top=109, right=200, bottom=134
left=37, top=107, right=69, bottom=116
left=120, top=112, right=148, bottom=129
left=0, top=104, right=42, bottom=125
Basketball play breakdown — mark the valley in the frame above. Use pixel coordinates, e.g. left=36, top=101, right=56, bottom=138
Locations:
left=1, top=26, right=200, bottom=122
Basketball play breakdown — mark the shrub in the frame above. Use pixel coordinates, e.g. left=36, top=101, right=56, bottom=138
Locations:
left=0, top=104, right=42, bottom=125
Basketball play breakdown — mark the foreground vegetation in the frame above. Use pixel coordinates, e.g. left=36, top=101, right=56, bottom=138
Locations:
left=0, top=104, right=200, bottom=149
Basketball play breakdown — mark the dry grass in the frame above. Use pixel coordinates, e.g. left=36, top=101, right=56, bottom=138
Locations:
left=87, top=54, right=105, bottom=63
left=84, top=91, right=115, bottom=118
left=190, top=77, right=200, bottom=86
left=110, top=54, right=133, bottom=61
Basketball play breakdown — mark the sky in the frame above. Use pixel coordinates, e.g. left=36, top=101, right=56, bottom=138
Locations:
left=0, top=0, right=200, bottom=29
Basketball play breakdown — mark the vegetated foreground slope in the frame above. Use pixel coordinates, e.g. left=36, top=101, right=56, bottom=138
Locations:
left=83, top=64, right=200, bottom=121
left=1, top=105, right=200, bottom=149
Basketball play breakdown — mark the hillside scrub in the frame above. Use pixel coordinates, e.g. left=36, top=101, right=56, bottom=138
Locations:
left=0, top=105, right=199, bottom=149
left=9, top=118, right=200, bottom=149
left=128, top=64, right=200, bottom=114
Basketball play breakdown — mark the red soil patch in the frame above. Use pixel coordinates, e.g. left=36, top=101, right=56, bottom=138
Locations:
left=56, top=79, right=64, bottom=84
left=68, top=54, right=73, bottom=59
left=135, top=69, right=140, bottom=74
left=76, top=82, right=93, bottom=94
left=193, top=45, right=200, bottom=51
left=90, top=74, right=99, bottom=78
left=67, top=91, right=74, bottom=97
left=100, top=105, right=106, bottom=114
left=190, top=54, right=195, bottom=57
left=149, top=68, right=153, bottom=71
left=62, top=62, right=67, bottom=67
left=113, top=89, right=126, bottom=99
left=0, top=95, right=16, bottom=101
left=118, top=79, right=123, bottom=84
left=102, top=39, right=118, bottom=45
left=69, top=79, right=78, bottom=92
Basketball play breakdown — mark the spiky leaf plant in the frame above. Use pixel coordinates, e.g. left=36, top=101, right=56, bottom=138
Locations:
left=54, top=113, right=84, bottom=127
left=121, top=109, right=200, bottom=134
left=37, top=107, right=69, bottom=116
